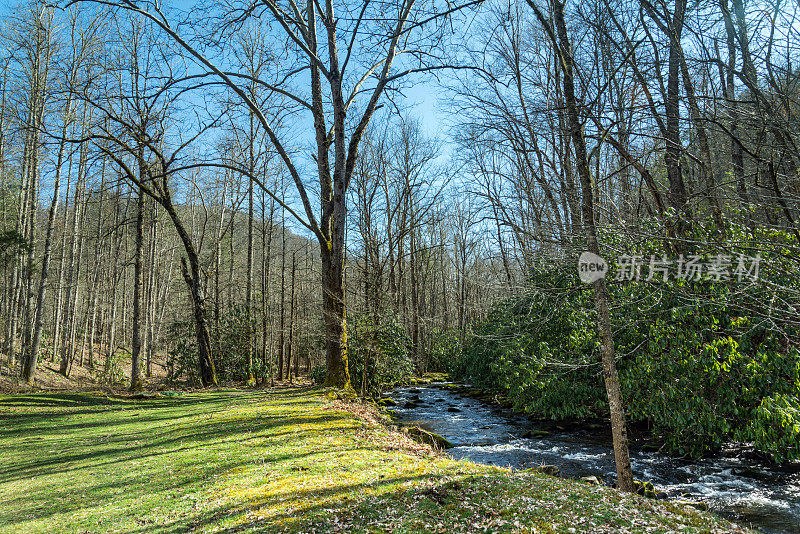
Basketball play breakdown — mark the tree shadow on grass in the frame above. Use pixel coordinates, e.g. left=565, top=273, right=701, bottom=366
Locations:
left=0, top=389, right=383, bottom=532
left=0, top=392, right=131, bottom=407
left=0, top=411, right=352, bottom=484
left=117, top=471, right=457, bottom=534
left=0, top=390, right=320, bottom=439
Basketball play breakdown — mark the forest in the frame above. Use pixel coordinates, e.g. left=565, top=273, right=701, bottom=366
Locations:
left=0, top=0, right=799, bottom=532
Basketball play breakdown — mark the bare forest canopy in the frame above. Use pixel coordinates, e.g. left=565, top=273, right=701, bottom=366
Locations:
left=1, top=0, right=799, bottom=485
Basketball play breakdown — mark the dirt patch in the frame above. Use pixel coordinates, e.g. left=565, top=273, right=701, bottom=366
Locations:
left=0, top=350, right=174, bottom=394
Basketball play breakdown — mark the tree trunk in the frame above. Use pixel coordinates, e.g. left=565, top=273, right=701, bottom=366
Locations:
left=164, top=201, right=217, bottom=387
left=144, top=202, right=157, bottom=376
left=23, top=100, right=69, bottom=384
left=278, top=208, right=285, bottom=381
left=320, top=220, right=350, bottom=389
left=287, top=251, right=296, bottom=383
left=60, top=169, right=82, bottom=376
left=679, top=51, right=721, bottom=223
left=246, top=111, right=256, bottom=385
left=533, top=0, right=635, bottom=492
left=261, top=192, right=274, bottom=385
left=664, top=0, right=689, bottom=212
left=719, top=0, right=748, bottom=207
left=410, top=228, right=421, bottom=373
left=130, top=181, right=144, bottom=392
left=180, top=255, right=217, bottom=387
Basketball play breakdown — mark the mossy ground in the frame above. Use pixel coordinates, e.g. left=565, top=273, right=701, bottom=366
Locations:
left=0, top=387, right=748, bottom=533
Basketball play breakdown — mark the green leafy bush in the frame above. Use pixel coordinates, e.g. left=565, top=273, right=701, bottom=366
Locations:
left=427, top=328, right=462, bottom=374
left=213, top=304, right=257, bottom=382
left=347, top=312, right=414, bottom=397
left=102, top=349, right=128, bottom=385
left=0, top=230, right=30, bottom=266
left=310, top=364, right=327, bottom=385
left=746, top=394, right=800, bottom=463
left=452, top=272, right=605, bottom=420
left=453, top=218, right=800, bottom=461
left=165, top=320, right=200, bottom=386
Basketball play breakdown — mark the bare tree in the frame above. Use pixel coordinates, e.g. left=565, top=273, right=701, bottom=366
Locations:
left=66, top=0, right=484, bottom=389
left=528, top=0, right=635, bottom=492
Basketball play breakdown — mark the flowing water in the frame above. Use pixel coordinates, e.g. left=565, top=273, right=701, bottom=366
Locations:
left=387, top=384, right=800, bottom=533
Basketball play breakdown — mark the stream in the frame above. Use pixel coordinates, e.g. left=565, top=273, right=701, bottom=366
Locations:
left=387, top=384, right=800, bottom=533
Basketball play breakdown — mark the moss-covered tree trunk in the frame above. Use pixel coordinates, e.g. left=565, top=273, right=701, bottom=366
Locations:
left=320, top=220, right=351, bottom=390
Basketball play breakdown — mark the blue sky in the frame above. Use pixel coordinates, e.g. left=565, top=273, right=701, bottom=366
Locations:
left=0, top=0, right=459, bottom=239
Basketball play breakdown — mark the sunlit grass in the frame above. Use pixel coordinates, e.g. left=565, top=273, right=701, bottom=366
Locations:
left=0, top=388, right=748, bottom=533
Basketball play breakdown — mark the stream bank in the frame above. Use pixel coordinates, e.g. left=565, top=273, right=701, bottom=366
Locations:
left=386, top=383, right=800, bottom=533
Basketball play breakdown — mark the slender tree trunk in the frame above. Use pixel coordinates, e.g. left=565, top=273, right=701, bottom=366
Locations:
left=67, top=187, right=87, bottom=376
left=105, top=271, right=119, bottom=377
left=86, top=165, right=105, bottom=371
left=287, top=251, right=296, bottom=383
left=144, top=202, right=157, bottom=376
left=8, top=127, right=34, bottom=374
left=263, top=194, right=274, bottom=385
left=23, top=98, right=71, bottom=384
left=278, top=207, right=285, bottom=381
left=20, top=128, right=37, bottom=369
left=104, top=181, right=122, bottom=377
left=130, top=179, right=144, bottom=391
left=51, top=173, right=70, bottom=364
left=20, top=13, right=51, bottom=370
left=664, top=0, right=688, bottom=212
left=164, top=200, right=217, bottom=387
left=243, top=112, right=255, bottom=385
left=60, top=169, right=82, bottom=376
left=213, top=175, right=227, bottom=352
left=719, top=0, right=749, bottom=207
left=531, top=0, right=635, bottom=492
left=410, top=228, right=421, bottom=373
left=678, top=51, right=721, bottom=222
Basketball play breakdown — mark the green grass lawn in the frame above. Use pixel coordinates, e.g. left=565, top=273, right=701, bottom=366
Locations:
left=0, top=387, right=748, bottom=533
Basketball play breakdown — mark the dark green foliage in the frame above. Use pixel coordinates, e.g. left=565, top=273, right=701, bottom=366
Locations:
left=452, top=267, right=605, bottom=420
left=0, top=230, right=30, bottom=266
left=165, top=320, right=200, bottom=385
left=101, top=349, right=128, bottom=385
left=167, top=305, right=322, bottom=385
left=747, top=394, right=800, bottom=462
left=347, top=312, right=414, bottom=397
left=310, top=364, right=327, bottom=385
left=453, top=218, right=800, bottom=461
left=427, top=328, right=462, bottom=373
left=213, top=304, right=257, bottom=382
